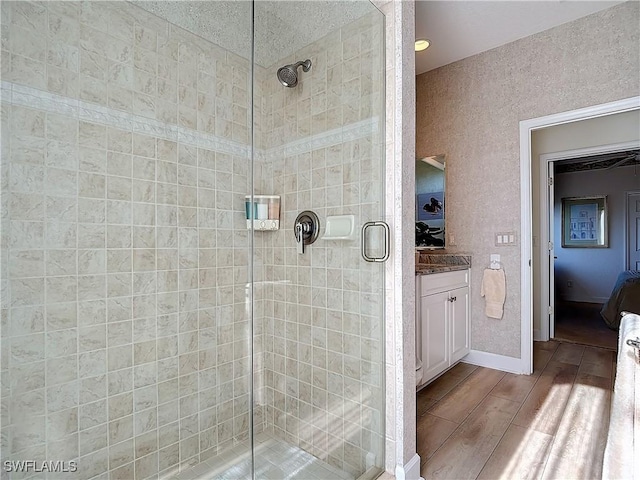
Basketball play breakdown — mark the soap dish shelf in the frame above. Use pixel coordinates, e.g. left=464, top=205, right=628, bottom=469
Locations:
left=321, top=214, right=355, bottom=240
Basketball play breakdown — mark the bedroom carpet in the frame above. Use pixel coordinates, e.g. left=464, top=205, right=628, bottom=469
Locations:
left=418, top=341, right=615, bottom=479
left=554, top=301, right=618, bottom=350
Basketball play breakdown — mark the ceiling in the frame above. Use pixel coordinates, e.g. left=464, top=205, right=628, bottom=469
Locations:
left=415, top=1, right=625, bottom=75
left=555, top=150, right=640, bottom=174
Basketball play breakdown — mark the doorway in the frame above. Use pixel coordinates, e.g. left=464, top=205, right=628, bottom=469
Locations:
left=539, top=145, right=640, bottom=349
left=520, top=96, right=640, bottom=373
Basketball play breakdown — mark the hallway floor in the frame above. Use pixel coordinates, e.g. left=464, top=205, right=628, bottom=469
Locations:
left=417, top=341, right=614, bottom=479
left=554, top=301, right=618, bottom=350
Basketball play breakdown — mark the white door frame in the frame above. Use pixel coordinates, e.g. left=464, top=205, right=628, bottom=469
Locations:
left=519, top=95, right=640, bottom=373
left=537, top=140, right=640, bottom=341
left=625, top=190, right=640, bottom=271
left=545, top=159, right=555, bottom=341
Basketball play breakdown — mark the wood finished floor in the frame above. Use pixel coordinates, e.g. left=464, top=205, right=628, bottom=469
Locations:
left=417, top=341, right=615, bottom=480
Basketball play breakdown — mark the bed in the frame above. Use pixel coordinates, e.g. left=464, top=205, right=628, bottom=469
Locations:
left=601, top=270, right=640, bottom=329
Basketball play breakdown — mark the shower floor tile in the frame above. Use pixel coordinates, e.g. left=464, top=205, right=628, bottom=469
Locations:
left=170, top=434, right=354, bottom=480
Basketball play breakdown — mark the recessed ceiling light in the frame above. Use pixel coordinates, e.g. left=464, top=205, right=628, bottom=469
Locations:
left=415, top=39, right=430, bottom=52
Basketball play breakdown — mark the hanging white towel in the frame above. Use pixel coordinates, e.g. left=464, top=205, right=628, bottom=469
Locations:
left=481, top=268, right=506, bottom=319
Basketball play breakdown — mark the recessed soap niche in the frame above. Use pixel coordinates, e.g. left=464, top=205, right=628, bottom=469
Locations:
left=245, top=195, right=280, bottom=230
left=322, top=214, right=355, bottom=240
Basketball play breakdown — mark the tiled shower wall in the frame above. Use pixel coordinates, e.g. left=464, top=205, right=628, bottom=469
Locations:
left=0, top=2, right=254, bottom=478
left=1, top=2, right=388, bottom=479
left=254, top=12, right=386, bottom=477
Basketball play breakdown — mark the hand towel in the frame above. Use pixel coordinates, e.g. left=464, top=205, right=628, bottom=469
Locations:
left=481, top=268, right=506, bottom=319
left=603, top=312, right=640, bottom=479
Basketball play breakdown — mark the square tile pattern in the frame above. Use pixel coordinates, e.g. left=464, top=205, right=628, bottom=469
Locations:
left=1, top=1, right=386, bottom=479
left=171, top=433, right=353, bottom=480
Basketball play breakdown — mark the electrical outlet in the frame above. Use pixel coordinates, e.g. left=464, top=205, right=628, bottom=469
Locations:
left=567, top=280, right=573, bottom=288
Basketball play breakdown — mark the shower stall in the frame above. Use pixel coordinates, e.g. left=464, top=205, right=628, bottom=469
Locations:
left=0, top=1, right=386, bottom=479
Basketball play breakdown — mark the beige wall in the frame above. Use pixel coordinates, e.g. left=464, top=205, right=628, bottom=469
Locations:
left=532, top=111, right=640, bottom=157
left=416, top=1, right=640, bottom=357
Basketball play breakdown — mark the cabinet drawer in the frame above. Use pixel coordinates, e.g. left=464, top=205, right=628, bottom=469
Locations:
left=420, top=269, right=469, bottom=296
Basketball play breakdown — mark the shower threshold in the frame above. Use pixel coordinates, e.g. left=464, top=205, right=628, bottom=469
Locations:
left=169, top=432, right=355, bottom=480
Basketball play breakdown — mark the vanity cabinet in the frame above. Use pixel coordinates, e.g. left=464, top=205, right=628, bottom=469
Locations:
left=416, top=269, right=470, bottom=387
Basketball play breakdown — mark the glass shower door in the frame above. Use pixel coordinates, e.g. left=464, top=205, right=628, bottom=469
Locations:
left=1, top=1, right=385, bottom=478
left=251, top=2, right=386, bottom=479
left=0, top=2, right=255, bottom=479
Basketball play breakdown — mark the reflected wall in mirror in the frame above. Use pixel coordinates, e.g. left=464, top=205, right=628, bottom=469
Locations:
left=416, top=155, right=445, bottom=248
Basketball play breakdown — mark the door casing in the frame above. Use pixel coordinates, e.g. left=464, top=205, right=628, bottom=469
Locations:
left=519, top=96, right=640, bottom=372
left=626, top=191, right=640, bottom=270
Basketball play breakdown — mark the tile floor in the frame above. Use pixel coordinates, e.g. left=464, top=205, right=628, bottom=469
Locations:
left=170, top=433, right=354, bottom=480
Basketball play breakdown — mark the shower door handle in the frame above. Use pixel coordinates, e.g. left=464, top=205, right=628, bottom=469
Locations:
left=361, top=221, right=390, bottom=262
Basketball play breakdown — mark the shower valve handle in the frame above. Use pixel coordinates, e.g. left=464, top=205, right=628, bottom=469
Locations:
left=294, top=210, right=320, bottom=255
left=295, top=222, right=310, bottom=254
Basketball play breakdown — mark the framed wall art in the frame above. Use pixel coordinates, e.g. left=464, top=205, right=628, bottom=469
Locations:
left=561, top=195, right=608, bottom=248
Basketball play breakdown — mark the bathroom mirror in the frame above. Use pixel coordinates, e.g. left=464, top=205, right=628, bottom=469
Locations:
left=416, top=155, right=445, bottom=248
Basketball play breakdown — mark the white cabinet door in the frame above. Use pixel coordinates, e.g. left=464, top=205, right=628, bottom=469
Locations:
left=449, top=286, right=469, bottom=364
left=420, top=291, right=449, bottom=381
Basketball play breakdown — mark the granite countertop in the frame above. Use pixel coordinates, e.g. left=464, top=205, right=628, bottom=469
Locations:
left=415, top=252, right=471, bottom=275
left=415, top=264, right=470, bottom=275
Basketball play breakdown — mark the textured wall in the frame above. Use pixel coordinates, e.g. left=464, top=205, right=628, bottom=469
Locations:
left=416, top=1, right=640, bottom=357
left=376, top=0, right=417, bottom=474
left=1, top=2, right=252, bottom=478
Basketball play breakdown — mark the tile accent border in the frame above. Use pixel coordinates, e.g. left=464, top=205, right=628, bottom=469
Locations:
left=1, top=81, right=378, bottom=160
left=1, top=80, right=249, bottom=157
left=264, top=117, right=381, bottom=160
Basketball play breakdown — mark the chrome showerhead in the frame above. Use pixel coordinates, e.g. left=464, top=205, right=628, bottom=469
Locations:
left=277, top=59, right=312, bottom=87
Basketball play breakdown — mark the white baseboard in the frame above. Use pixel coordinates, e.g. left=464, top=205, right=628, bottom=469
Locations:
left=533, top=329, right=543, bottom=341
left=560, top=295, right=608, bottom=304
left=394, top=453, right=422, bottom=480
left=462, top=350, right=526, bottom=374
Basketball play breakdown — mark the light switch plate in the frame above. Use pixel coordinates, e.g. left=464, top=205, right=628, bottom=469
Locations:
left=495, top=231, right=517, bottom=246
